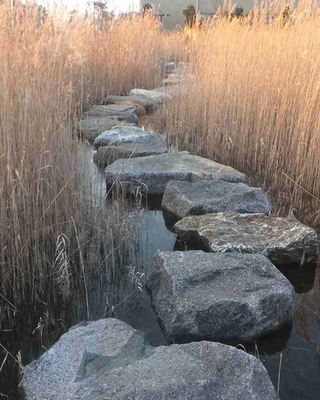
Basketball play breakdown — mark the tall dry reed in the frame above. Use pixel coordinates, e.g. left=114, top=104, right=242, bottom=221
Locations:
left=161, top=3, right=320, bottom=224
left=0, top=1, right=166, bottom=305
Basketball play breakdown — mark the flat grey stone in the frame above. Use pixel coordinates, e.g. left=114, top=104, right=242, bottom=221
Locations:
left=104, top=94, right=157, bottom=114
left=165, top=61, right=179, bottom=75
left=105, top=152, right=247, bottom=196
left=129, top=88, right=171, bottom=112
left=79, top=118, right=136, bottom=142
left=162, top=179, right=271, bottom=219
left=94, top=136, right=168, bottom=168
left=21, top=318, right=278, bottom=400
left=93, top=125, right=164, bottom=149
left=175, top=212, right=319, bottom=265
left=83, top=103, right=143, bottom=121
left=163, top=73, right=183, bottom=86
left=165, top=61, right=192, bottom=76
left=147, top=251, right=294, bottom=343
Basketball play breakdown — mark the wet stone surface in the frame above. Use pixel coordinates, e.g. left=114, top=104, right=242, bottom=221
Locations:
left=105, top=152, right=248, bottom=196
left=162, top=179, right=271, bottom=219
left=147, top=251, right=294, bottom=343
left=21, top=318, right=278, bottom=400
left=175, top=212, right=319, bottom=265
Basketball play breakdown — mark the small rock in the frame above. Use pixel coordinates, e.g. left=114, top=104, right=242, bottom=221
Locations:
left=147, top=251, right=294, bottom=343
left=105, top=152, right=247, bottom=196
left=162, top=179, right=271, bottom=219
left=165, top=61, right=179, bottom=75
left=21, top=318, right=279, bottom=400
left=175, top=212, right=319, bottom=265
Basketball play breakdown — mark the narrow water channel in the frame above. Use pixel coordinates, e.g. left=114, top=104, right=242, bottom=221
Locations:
left=1, top=145, right=319, bottom=399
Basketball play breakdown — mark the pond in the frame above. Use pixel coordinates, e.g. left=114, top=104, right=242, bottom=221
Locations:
left=0, top=145, right=319, bottom=400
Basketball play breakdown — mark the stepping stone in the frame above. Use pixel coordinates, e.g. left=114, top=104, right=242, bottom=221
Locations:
left=162, top=179, right=271, bottom=219
left=129, top=88, right=171, bottom=112
left=21, top=318, right=278, bottom=400
left=165, top=61, right=179, bottom=75
left=104, top=94, right=160, bottom=114
left=93, top=125, right=164, bottom=149
left=163, top=73, right=183, bottom=86
left=79, top=118, right=136, bottom=142
left=83, top=103, right=143, bottom=121
left=175, top=212, right=319, bottom=265
left=164, top=61, right=192, bottom=76
left=147, top=251, right=294, bottom=343
left=105, top=152, right=248, bottom=196
left=94, top=136, right=168, bottom=167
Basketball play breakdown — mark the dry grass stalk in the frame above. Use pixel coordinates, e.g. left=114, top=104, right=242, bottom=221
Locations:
left=0, top=1, right=167, bottom=305
left=161, top=2, right=320, bottom=225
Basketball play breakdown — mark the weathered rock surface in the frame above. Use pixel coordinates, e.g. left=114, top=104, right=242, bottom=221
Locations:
left=83, top=103, right=143, bottom=121
left=93, top=125, right=165, bottom=149
left=21, top=319, right=144, bottom=400
left=94, top=136, right=168, bottom=167
left=21, top=318, right=278, bottom=400
left=104, top=94, right=161, bottom=114
left=163, top=73, right=183, bottom=86
left=79, top=118, right=136, bottom=142
left=165, top=61, right=192, bottom=76
left=175, top=212, right=319, bottom=265
left=165, top=61, right=179, bottom=75
left=105, top=152, right=247, bottom=196
left=162, top=179, right=271, bottom=219
left=129, top=88, right=171, bottom=112
left=147, top=251, right=294, bottom=343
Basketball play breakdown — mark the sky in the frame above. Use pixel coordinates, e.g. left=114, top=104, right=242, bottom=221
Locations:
left=35, top=0, right=140, bottom=13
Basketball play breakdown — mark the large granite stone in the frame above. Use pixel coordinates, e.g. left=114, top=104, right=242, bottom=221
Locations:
left=162, top=179, right=271, bottom=219
left=104, top=94, right=159, bottom=114
left=175, top=212, right=319, bottom=265
left=21, top=319, right=144, bottom=400
left=79, top=118, right=136, bottom=142
left=105, top=152, right=247, bottom=196
left=94, top=136, right=168, bottom=168
left=129, top=88, right=171, bottom=112
left=83, top=103, right=143, bottom=121
left=21, top=318, right=278, bottom=400
left=147, top=251, right=294, bottom=343
left=93, top=125, right=164, bottom=149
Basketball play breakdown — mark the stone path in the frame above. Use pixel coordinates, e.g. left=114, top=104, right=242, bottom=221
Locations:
left=22, top=62, right=320, bottom=399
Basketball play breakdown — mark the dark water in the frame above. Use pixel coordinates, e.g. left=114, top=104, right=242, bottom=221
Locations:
left=1, top=146, right=320, bottom=399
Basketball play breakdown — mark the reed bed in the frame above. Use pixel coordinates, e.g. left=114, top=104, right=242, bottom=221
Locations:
left=161, top=1, right=320, bottom=225
left=0, top=1, right=168, bottom=306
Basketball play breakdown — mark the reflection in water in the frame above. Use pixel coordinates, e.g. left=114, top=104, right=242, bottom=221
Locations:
left=1, top=144, right=320, bottom=399
left=278, top=264, right=317, bottom=294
